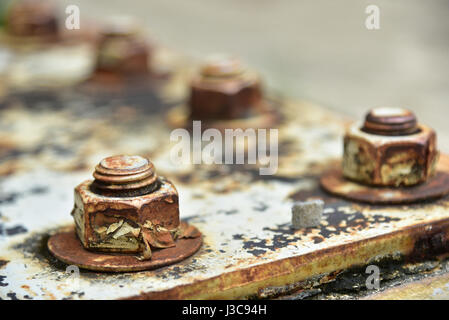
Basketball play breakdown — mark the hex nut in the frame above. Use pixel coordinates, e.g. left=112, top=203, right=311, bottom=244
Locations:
left=71, top=155, right=180, bottom=259
left=95, top=20, right=151, bottom=76
left=291, top=200, right=324, bottom=229
left=189, top=55, right=264, bottom=120
left=343, top=108, right=439, bottom=187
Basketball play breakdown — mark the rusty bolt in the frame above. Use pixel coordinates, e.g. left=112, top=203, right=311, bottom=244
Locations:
left=189, top=55, right=264, bottom=120
left=362, top=108, right=419, bottom=136
left=343, top=107, right=439, bottom=187
left=5, top=0, right=59, bottom=38
left=71, top=155, right=180, bottom=260
left=95, top=18, right=152, bottom=76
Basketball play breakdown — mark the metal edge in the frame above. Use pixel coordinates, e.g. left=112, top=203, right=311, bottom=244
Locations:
left=125, top=217, right=449, bottom=299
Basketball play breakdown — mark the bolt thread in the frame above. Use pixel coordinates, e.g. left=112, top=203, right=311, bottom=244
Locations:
left=91, top=155, right=159, bottom=197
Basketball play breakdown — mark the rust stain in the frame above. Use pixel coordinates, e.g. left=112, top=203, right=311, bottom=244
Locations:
left=126, top=218, right=449, bottom=299
left=68, top=156, right=194, bottom=263
left=410, top=224, right=449, bottom=261
left=47, top=224, right=202, bottom=272
left=320, top=163, right=449, bottom=205
left=1, top=50, right=449, bottom=300
left=343, top=109, right=438, bottom=187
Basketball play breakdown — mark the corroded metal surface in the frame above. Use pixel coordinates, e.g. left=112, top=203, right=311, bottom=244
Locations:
left=321, top=154, right=449, bottom=205
left=1, top=40, right=449, bottom=299
left=343, top=122, right=438, bottom=187
left=92, top=155, right=159, bottom=195
left=47, top=223, right=202, bottom=272
left=72, top=177, right=180, bottom=254
left=67, top=153, right=199, bottom=262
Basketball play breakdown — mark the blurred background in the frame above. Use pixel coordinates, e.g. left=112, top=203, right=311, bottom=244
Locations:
left=54, top=0, right=449, bottom=147
left=0, top=0, right=448, bottom=148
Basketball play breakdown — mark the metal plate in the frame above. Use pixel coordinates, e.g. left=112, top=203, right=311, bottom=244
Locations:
left=2, top=42, right=449, bottom=300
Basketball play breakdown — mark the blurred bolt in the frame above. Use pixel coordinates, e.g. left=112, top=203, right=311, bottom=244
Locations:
left=95, top=17, right=152, bottom=76
left=189, top=54, right=263, bottom=120
left=6, top=0, right=59, bottom=38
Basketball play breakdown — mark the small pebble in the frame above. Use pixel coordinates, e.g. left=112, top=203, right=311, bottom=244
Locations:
left=291, top=199, right=324, bottom=229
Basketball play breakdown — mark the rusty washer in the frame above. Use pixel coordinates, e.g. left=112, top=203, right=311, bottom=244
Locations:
left=48, top=155, right=202, bottom=272
left=320, top=108, right=449, bottom=204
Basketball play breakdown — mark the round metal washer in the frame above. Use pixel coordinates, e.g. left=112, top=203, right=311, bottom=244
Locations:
left=320, top=153, right=449, bottom=205
left=48, top=222, right=202, bottom=272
